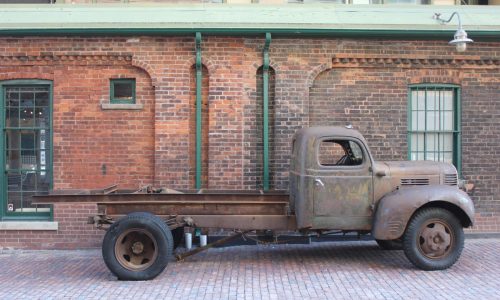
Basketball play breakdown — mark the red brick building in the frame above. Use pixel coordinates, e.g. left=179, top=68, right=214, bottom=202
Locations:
left=0, top=4, right=498, bottom=249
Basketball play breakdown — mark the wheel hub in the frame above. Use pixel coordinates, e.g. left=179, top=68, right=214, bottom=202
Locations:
left=419, top=222, right=452, bottom=258
left=131, top=241, right=144, bottom=255
left=114, top=228, right=158, bottom=271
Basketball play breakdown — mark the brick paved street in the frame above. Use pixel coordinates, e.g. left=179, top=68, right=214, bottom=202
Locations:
left=0, top=239, right=498, bottom=300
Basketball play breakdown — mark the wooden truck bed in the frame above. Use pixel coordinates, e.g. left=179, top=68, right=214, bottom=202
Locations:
left=34, top=188, right=297, bottom=231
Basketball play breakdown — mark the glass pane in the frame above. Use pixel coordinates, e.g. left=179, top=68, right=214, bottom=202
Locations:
left=442, top=134, right=453, bottom=151
left=427, top=152, right=436, bottom=161
left=417, top=111, right=425, bottom=131
left=426, top=91, right=436, bottom=110
left=113, top=81, right=134, bottom=101
left=20, top=192, right=36, bottom=212
left=7, top=191, right=22, bottom=212
left=6, top=107, right=19, bottom=127
left=35, top=91, right=49, bottom=107
left=442, top=91, right=453, bottom=110
left=349, top=141, right=363, bottom=160
left=442, top=111, right=454, bottom=131
left=417, top=91, right=425, bottom=110
left=426, top=111, right=437, bottom=131
left=21, top=150, right=36, bottom=170
left=39, top=129, right=49, bottom=150
left=20, top=107, right=35, bottom=127
left=20, top=91, right=34, bottom=108
left=438, top=151, right=444, bottom=162
left=411, top=111, right=417, bottom=130
left=426, top=133, right=437, bottom=152
left=411, top=91, right=418, bottom=110
left=7, top=172, right=22, bottom=191
left=411, top=134, right=424, bottom=151
left=5, top=89, right=19, bottom=107
left=36, top=172, right=50, bottom=191
left=318, top=141, right=345, bottom=166
left=37, top=149, right=48, bottom=168
left=22, top=172, right=37, bottom=192
left=6, top=149, right=20, bottom=170
left=21, top=132, right=35, bottom=150
left=417, top=152, right=425, bottom=160
left=35, top=107, right=50, bottom=127
left=318, top=140, right=363, bottom=166
left=411, top=135, right=417, bottom=152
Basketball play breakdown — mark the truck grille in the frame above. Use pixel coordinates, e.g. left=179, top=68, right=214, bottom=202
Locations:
left=400, top=178, right=429, bottom=186
left=444, top=173, right=458, bottom=186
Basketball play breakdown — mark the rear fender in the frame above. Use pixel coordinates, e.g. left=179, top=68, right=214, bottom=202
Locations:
left=372, top=186, right=475, bottom=240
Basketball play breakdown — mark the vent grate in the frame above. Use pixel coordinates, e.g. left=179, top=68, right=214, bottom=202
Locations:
left=400, top=178, right=430, bottom=186
left=444, top=174, right=458, bottom=186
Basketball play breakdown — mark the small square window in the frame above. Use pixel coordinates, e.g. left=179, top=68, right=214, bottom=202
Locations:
left=110, top=79, right=135, bottom=104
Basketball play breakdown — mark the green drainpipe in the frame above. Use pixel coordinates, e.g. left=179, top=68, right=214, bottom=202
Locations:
left=195, top=32, right=202, bottom=189
left=262, top=32, right=271, bottom=191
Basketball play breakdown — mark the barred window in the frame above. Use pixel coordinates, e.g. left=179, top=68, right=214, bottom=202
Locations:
left=1, top=81, right=53, bottom=219
left=408, top=85, right=461, bottom=173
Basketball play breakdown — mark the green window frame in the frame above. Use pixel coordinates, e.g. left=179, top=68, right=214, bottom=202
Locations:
left=407, top=84, right=461, bottom=175
left=0, top=80, right=53, bottom=220
left=110, top=79, right=136, bottom=104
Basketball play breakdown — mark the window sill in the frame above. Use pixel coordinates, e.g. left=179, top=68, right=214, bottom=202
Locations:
left=0, top=221, right=58, bottom=231
left=101, top=103, right=143, bottom=110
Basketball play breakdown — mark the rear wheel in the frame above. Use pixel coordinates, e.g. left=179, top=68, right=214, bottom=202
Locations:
left=102, top=212, right=173, bottom=280
left=403, top=207, right=464, bottom=270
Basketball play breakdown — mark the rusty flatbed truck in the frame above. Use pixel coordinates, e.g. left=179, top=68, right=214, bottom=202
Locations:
left=35, top=127, right=475, bottom=281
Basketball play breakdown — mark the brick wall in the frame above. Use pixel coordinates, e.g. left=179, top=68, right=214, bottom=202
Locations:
left=0, top=203, right=102, bottom=249
left=0, top=36, right=498, bottom=249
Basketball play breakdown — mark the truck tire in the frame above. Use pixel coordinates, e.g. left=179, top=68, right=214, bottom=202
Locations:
left=102, top=212, right=173, bottom=281
left=403, top=207, right=464, bottom=271
left=376, top=239, right=403, bottom=250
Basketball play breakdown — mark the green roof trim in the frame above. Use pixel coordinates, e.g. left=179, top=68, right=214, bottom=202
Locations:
left=0, top=4, right=499, bottom=39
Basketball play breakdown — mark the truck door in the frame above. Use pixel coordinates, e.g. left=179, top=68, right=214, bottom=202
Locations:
left=310, top=138, right=373, bottom=230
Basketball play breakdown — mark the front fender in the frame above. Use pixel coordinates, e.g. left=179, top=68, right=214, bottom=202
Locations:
left=372, top=186, right=475, bottom=240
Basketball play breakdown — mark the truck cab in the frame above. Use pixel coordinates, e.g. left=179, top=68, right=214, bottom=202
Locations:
left=290, top=126, right=475, bottom=271
left=290, top=126, right=375, bottom=231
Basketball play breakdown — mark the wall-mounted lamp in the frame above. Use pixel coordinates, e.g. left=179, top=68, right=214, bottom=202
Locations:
left=433, top=12, right=473, bottom=52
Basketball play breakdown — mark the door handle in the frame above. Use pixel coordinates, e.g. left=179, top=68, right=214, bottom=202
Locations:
left=314, top=178, right=325, bottom=188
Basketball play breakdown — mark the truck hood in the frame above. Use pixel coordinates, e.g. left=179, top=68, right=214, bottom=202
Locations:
left=382, top=161, right=452, bottom=176
left=374, top=160, right=458, bottom=187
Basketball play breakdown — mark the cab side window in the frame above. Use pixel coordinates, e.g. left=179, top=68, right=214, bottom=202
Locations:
left=318, top=139, right=363, bottom=166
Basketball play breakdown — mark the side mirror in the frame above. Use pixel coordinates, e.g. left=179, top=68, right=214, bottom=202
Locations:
left=375, top=169, right=387, bottom=177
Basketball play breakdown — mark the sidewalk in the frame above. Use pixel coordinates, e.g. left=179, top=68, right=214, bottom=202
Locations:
left=0, top=239, right=498, bottom=300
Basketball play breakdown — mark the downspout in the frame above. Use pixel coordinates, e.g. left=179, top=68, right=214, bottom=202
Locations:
left=195, top=32, right=202, bottom=189
left=262, top=32, right=271, bottom=191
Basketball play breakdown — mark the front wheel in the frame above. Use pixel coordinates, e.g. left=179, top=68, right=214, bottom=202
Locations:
left=403, top=207, right=464, bottom=271
left=102, top=212, right=173, bottom=280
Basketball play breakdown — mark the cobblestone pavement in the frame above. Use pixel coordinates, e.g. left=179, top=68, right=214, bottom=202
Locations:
left=0, top=239, right=499, bottom=300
